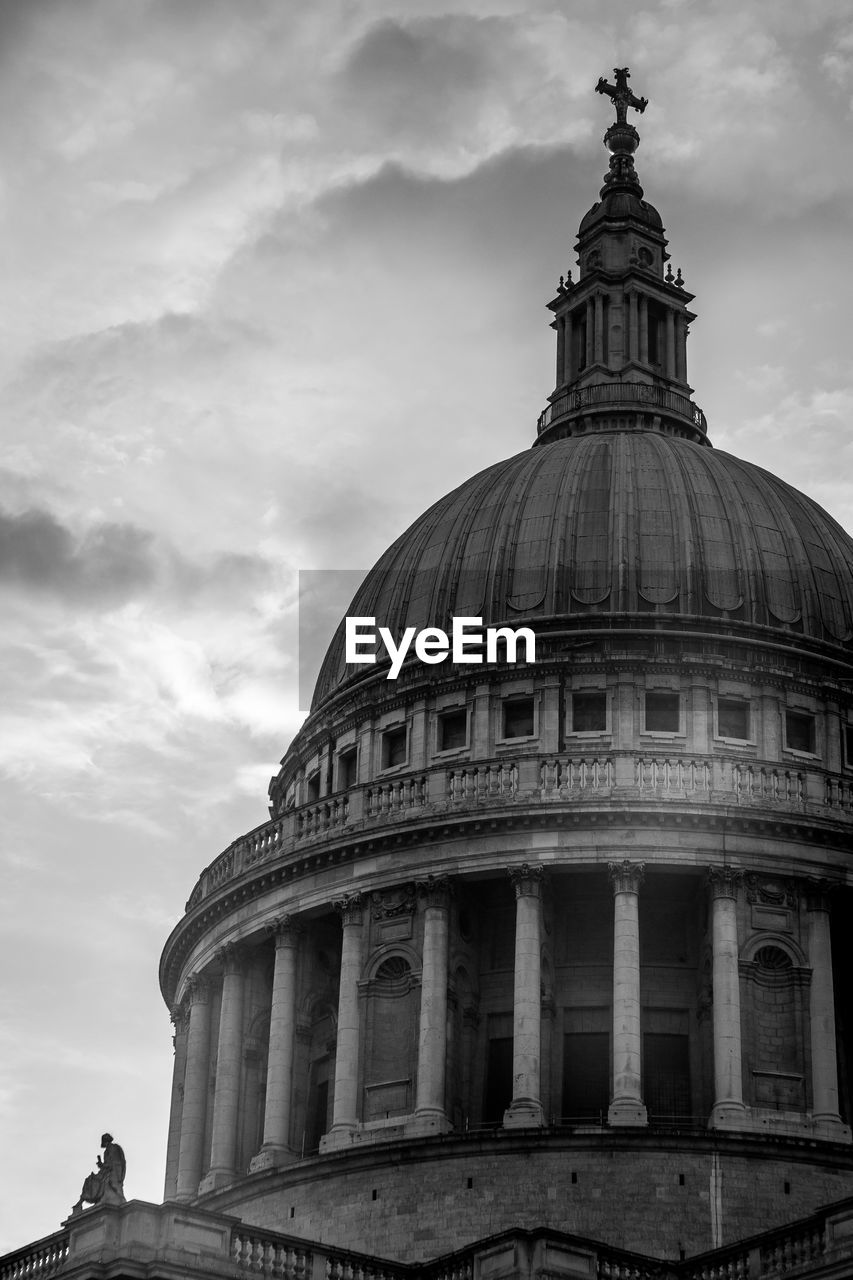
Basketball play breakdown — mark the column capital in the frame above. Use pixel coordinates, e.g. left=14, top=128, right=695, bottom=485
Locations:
left=416, top=875, right=453, bottom=909
left=804, top=877, right=834, bottom=913
left=508, top=863, right=545, bottom=899
left=333, top=892, right=365, bottom=926
left=170, top=1003, right=188, bottom=1034
left=608, top=859, right=645, bottom=895
left=215, top=941, right=247, bottom=975
left=707, top=866, right=744, bottom=900
left=267, top=915, right=302, bottom=948
left=185, top=973, right=209, bottom=1005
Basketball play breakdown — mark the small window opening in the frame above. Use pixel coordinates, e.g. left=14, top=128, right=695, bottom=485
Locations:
left=382, top=726, right=408, bottom=769
left=503, top=698, right=535, bottom=739
left=645, top=691, right=680, bottom=733
left=785, top=711, right=814, bottom=754
left=572, top=690, right=607, bottom=733
left=718, top=698, right=749, bottom=740
left=337, top=746, right=358, bottom=790
left=439, top=708, right=468, bottom=752
left=306, top=771, right=320, bottom=804
left=844, top=724, right=853, bottom=767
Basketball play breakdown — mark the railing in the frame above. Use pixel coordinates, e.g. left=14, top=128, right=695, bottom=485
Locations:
left=541, top=757, right=613, bottom=794
left=185, top=751, right=845, bottom=909
left=536, top=381, right=707, bottom=436
left=636, top=757, right=711, bottom=794
left=297, top=797, right=349, bottom=838
left=0, top=1232, right=69, bottom=1280
left=448, top=763, right=518, bottom=802
left=367, top=776, right=427, bottom=817
left=734, top=764, right=804, bottom=806
left=758, top=1223, right=825, bottom=1275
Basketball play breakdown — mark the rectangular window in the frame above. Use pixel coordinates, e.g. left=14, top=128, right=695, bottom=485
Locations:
left=337, top=746, right=358, bottom=790
left=572, top=690, right=607, bottom=733
left=718, top=698, right=749, bottom=740
left=785, top=711, right=814, bottom=754
left=306, top=771, right=320, bottom=804
left=382, top=726, right=408, bottom=769
left=438, top=708, right=468, bottom=752
left=483, top=1036, right=513, bottom=1125
left=503, top=698, right=535, bottom=739
left=643, top=1032, right=691, bottom=1120
left=844, top=724, right=853, bottom=767
left=645, top=690, right=680, bottom=733
left=562, top=1032, right=609, bottom=1122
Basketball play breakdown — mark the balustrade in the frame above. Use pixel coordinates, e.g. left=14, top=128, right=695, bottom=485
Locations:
left=0, top=1234, right=69, bottom=1280
left=448, top=763, right=518, bottom=802
left=184, top=751, right=843, bottom=908
left=540, top=757, right=613, bottom=794
left=636, top=756, right=710, bottom=793
left=367, top=776, right=426, bottom=817
left=734, top=764, right=804, bottom=806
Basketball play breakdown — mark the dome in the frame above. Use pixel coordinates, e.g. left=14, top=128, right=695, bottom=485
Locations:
left=578, top=192, right=663, bottom=232
left=313, top=429, right=853, bottom=709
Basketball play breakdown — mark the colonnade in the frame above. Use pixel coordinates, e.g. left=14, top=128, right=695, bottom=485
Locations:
left=164, top=866, right=846, bottom=1202
left=555, top=291, right=689, bottom=386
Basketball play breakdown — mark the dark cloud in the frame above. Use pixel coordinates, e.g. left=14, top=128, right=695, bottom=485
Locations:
left=0, top=507, right=156, bottom=601
left=0, top=506, right=276, bottom=607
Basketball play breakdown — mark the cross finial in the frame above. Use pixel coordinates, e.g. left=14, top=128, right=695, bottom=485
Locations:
left=595, top=67, right=648, bottom=125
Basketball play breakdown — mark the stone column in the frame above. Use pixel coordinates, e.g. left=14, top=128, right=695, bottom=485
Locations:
left=412, top=877, right=452, bottom=1134
left=585, top=298, right=594, bottom=368
left=504, top=864, right=545, bottom=1128
left=627, top=290, right=638, bottom=363
left=639, top=296, right=649, bottom=364
left=564, top=313, right=575, bottom=384
left=608, top=860, right=647, bottom=1126
left=163, top=1003, right=189, bottom=1200
left=199, top=945, right=246, bottom=1191
left=250, top=918, right=301, bottom=1171
left=175, top=975, right=212, bottom=1200
left=594, top=293, right=604, bottom=364
left=320, top=893, right=365, bottom=1150
left=675, top=315, right=687, bottom=383
left=665, top=308, right=676, bottom=378
left=708, top=867, right=746, bottom=1129
left=806, top=882, right=849, bottom=1140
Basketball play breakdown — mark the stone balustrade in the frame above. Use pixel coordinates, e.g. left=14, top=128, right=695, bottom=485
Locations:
left=184, top=751, right=850, bottom=910
left=3, top=1197, right=853, bottom=1280
left=0, top=1231, right=69, bottom=1280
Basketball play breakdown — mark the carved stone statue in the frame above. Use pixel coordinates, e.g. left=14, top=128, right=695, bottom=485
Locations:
left=72, top=1134, right=126, bottom=1212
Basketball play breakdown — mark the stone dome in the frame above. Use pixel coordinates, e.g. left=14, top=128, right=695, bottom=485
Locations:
left=313, top=429, right=853, bottom=709
left=578, top=192, right=663, bottom=232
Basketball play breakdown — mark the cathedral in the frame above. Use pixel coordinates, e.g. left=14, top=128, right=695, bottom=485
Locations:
left=6, top=68, right=853, bottom=1280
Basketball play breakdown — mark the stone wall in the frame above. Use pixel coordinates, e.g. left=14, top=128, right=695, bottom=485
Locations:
left=203, top=1133, right=853, bottom=1263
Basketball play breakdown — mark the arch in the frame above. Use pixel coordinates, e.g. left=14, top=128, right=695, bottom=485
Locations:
left=741, top=933, right=806, bottom=968
left=363, top=942, right=422, bottom=984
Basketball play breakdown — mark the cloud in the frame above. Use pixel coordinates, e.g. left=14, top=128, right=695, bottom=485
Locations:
left=0, top=507, right=157, bottom=601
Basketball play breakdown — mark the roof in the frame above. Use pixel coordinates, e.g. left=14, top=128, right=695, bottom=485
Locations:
left=312, top=430, right=853, bottom=709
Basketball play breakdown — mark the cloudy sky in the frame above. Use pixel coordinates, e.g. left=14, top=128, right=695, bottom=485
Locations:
left=1, top=0, right=852, bottom=1253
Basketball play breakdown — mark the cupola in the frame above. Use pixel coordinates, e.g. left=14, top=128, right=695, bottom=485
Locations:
left=537, top=67, right=706, bottom=446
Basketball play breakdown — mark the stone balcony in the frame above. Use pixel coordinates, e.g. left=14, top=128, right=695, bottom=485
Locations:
left=183, top=750, right=853, bottom=913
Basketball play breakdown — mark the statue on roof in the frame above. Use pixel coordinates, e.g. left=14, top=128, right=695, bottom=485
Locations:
left=72, top=1134, right=126, bottom=1213
left=595, top=67, right=648, bottom=124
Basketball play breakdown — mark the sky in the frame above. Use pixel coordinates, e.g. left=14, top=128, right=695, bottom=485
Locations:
left=1, top=0, right=852, bottom=1254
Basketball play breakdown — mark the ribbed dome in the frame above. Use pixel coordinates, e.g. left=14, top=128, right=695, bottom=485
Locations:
left=578, top=193, right=663, bottom=232
left=312, top=431, right=853, bottom=709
